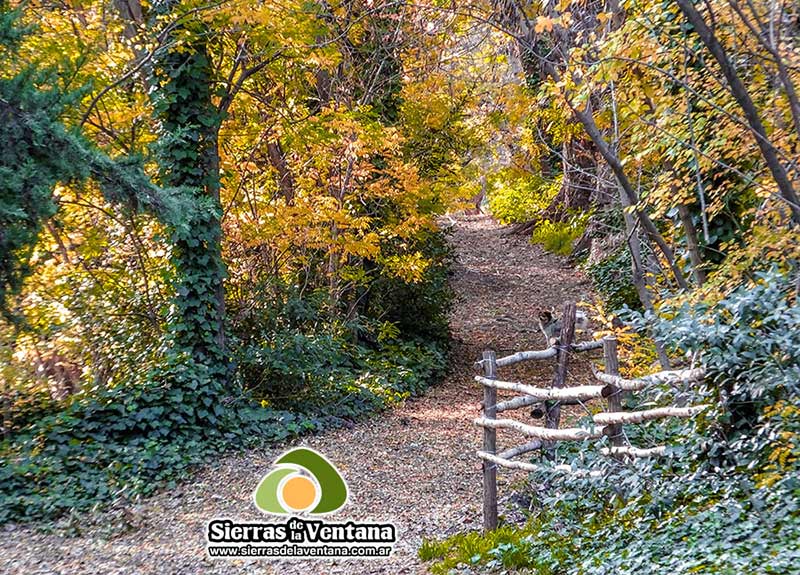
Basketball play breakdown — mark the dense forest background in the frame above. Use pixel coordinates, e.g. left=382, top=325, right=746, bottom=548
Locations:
left=2, top=0, right=799, bottom=572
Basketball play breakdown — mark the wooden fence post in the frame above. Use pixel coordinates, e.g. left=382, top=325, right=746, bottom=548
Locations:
left=545, top=302, right=576, bottom=435
left=482, top=349, right=498, bottom=531
left=602, top=336, right=624, bottom=447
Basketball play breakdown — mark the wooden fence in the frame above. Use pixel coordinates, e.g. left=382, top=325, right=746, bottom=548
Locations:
left=474, top=302, right=706, bottom=530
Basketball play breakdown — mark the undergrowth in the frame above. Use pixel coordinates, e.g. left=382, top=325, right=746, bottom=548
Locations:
left=0, top=245, right=452, bottom=525
left=530, top=215, right=588, bottom=256
left=1, top=211, right=454, bottom=525
left=419, top=268, right=800, bottom=574
left=487, top=170, right=560, bottom=225
left=0, top=337, right=446, bottom=524
left=585, top=245, right=642, bottom=311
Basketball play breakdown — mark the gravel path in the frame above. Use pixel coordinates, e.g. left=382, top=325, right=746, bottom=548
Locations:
left=0, top=214, right=594, bottom=575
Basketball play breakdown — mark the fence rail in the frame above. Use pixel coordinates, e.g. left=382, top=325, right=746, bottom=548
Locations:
left=593, top=367, right=705, bottom=390
left=474, top=302, right=706, bottom=531
left=494, top=340, right=603, bottom=367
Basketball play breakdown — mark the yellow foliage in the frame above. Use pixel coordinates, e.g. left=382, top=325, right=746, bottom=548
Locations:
left=582, top=300, right=659, bottom=378
left=535, top=16, right=554, bottom=33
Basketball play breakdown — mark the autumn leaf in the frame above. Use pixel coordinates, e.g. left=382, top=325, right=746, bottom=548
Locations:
left=535, top=16, right=554, bottom=33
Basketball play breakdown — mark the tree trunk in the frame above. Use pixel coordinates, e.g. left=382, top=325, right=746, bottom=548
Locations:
left=564, top=98, right=689, bottom=290
left=544, top=302, right=576, bottom=451
left=559, top=136, right=596, bottom=213
left=617, top=179, right=672, bottom=369
left=677, top=203, right=707, bottom=287
left=266, top=140, right=295, bottom=203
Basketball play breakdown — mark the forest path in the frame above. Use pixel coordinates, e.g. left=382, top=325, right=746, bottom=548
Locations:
left=2, top=214, right=594, bottom=575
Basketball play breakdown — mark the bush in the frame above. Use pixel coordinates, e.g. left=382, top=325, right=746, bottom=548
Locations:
left=364, top=227, right=454, bottom=345
left=586, top=246, right=642, bottom=311
left=487, top=172, right=559, bottom=225
left=1, top=333, right=447, bottom=523
left=643, top=267, right=800, bottom=470
left=235, top=326, right=446, bottom=417
left=1, top=236, right=452, bottom=525
left=530, top=215, right=587, bottom=256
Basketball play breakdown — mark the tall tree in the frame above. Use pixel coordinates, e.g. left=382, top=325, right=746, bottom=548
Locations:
left=146, top=0, right=228, bottom=369
left=675, top=0, right=800, bottom=225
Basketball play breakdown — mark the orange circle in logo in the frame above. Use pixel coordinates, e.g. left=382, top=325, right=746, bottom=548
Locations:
left=281, top=476, right=317, bottom=511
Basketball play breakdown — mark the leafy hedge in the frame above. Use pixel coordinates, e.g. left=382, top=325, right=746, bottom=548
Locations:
left=421, top=268, right=800, bottom=574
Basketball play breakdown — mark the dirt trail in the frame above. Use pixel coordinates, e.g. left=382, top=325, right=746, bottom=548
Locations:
left=1, top=214, right=595, bottom=575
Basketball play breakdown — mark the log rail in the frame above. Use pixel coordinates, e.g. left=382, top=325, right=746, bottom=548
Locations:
left=475, top=302, right=706, bottom=531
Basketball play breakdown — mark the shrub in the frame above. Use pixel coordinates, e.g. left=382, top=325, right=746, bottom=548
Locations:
left=530, top=215, right=587, bottom=256
left=643, top=267, right=800, bottom=470
left=487, top=172, right=559, bottom=225
left=1, top=236, right=451, bottom=525
left=364, top=227, right=454, bottom=345
left=1, top=334, right=447, bottom=523
left=586, top=246, right=642, bottom=311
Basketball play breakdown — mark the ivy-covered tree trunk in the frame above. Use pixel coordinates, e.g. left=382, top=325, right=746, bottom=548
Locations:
left=149, top=10, right=227, bottom=373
